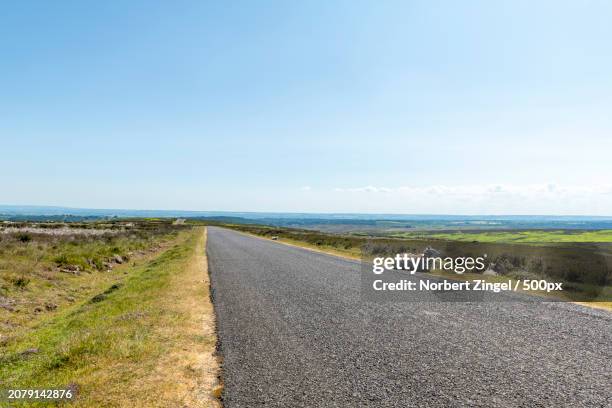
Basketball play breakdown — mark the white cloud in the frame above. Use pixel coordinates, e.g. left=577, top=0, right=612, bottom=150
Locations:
left=334, top=186, right=392, bottom=193
left=334, top=183, right=612, bottom=197
left=328, top=183, right=612, bottom=214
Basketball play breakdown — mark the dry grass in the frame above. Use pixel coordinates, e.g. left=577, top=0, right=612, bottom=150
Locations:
left=0, top=226, right=119, bottom=236
left=111, top=227, right=221, bottom=407
left=0, top=221, right=183, bottom=339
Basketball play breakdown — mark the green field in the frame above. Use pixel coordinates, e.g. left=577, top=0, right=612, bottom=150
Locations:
left=219, top=223, right=612, bottom=306
left=390, top=230, right=612, bottom=243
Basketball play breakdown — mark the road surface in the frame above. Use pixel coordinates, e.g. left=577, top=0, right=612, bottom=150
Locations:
left=207, top=227, right=611, bottom=407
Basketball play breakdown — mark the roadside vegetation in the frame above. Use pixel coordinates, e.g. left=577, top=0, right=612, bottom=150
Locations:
left=0, top=221, right=220, bottom=407
left=389, top=229, right=612, bottom=243
left=0, top=220, right=183, bottom=333
left=209, top=223, right=363, bottom=259
left=219, top=223, right=612, bottom=308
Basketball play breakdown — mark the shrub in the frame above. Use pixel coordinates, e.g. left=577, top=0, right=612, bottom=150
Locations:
left=491, top=255, right=516, bottom=274
left=529, top=257, right=545, bottom=274
left=53, top=254, right=70, bottom=266
left=12, top=276, right=30, bottom=288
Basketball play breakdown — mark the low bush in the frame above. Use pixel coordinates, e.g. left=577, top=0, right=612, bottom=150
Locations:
left=11, top=276, right=30, bottom=289
left=17, top=234, right=31, bottom=243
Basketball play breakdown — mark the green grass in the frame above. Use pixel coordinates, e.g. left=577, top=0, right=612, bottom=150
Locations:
left=390, top=229, right=612, bottom=243
left=0, top=221, right=186, bottom=335
left=216, top=223, right=612, bottom=305
left=0, top=227, right=217, bottom=407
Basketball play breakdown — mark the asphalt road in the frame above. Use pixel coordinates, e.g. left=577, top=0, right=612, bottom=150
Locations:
left=207, top=227, right=612, bottom=407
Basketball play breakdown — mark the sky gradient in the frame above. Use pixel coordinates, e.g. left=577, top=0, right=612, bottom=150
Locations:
left=1, top=1, right=611, bottom=214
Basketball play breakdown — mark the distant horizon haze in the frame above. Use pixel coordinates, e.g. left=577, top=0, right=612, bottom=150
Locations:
left=1, top=204, right=611, bottom=220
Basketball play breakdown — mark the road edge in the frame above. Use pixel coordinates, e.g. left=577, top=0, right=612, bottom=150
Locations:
left=225, top=227, right=611, bottom=312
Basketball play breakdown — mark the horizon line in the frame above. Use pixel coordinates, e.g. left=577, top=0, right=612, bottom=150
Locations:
left=1, top=204, right=612, bottom=219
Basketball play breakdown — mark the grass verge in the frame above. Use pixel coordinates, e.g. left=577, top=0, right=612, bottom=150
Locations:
left=0, top=227, right=220, bottom=407
left=0, top=220, right=185, bottom=335
left=225, top=225, right=612, bottom=312
left=391, top=229, right=612, bottom=243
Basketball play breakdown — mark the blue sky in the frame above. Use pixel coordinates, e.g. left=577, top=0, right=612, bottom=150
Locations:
left=1, top=1, right=611, bottom=214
